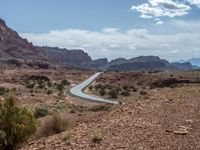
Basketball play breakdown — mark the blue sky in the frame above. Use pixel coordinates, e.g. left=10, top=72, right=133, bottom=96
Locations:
left=0, top=0, right=200, bottom=61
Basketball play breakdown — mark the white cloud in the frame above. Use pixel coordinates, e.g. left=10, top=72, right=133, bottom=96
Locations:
left=131, top=0, right=191, bottom=19
left=20, top=20, right=200, bottom=61
left=129, top=46, right=136, bottom=50
left=101, top=48, right=111, bottom=52
left=161, top=43, right=171, bottom=47
left=82, top=44, right=92, bottom=47
left=156, top=20, right=164, bottom=25
left=102, top=28, right=119, bottom=33
left=109, top=44, right=119, bottom=48
left=170, top=49, right=179, bottom=53
left=187, top=0, right=200, bottom=8
left=154, top=18, right=161, bottom=21
left=140, top=14, right=153, bottom=19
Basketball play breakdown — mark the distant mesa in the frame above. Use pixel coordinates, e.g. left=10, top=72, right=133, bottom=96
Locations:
left=178, top=58, right=200, bottom=68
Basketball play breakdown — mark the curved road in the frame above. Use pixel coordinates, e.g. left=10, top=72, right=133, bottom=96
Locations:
left=70, top=72, right=118, bottom=104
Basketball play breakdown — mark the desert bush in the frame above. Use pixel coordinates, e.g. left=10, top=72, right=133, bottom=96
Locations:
left=37, top=80, right=45, bottom=89
left=91, top=130, right=102, bottom=143
left=99, top=88, right=106, bottom=96
left=47, top=81, right=52, bottom=87
left=61, top=79, right=70, bottom=86
left=108, top=89, right=118, bottom=99
left=34, top=107, right=49, bottom=118
left=90, top=105, right=111, bottom=112
left=38, top=113, right=69, bottom=137
left=47, top=89, right=53, bottom=95
left=140, top=90, right=147, bottom=95
left=88, top=85, right=93, bottom=90
left=56, top=84, right=64, bottom=91
left=131, top=86, right=137, bottom=92
left=122, top=85, right=130, bottom=91
left=121, top=90, right=130, bottom=96
left=0, top=96, right=37, bottom=150
left=0, top=87, right=7, bottom=96
left=25, top=81, right=35, bottom=89
left=94, top=84, right=103, bottom=90
left=69, top=104, right=87, bottom=113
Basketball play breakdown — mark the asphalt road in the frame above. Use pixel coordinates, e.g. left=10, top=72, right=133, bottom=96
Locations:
left=70, top=72, right=118, bottom=104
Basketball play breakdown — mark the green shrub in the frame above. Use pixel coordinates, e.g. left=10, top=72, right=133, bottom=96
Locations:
left=94, top=84, right=102, bottom=90
left=47, top=90, right=53, bottom=95
left=25, top=81, right=35, bottom=89
left=38, top=113, right=69, bottom=137
left=121, top=90, right=130, bottom=96
left=47, top=81, right=52, bottom=87
left=0, top=97, right=37, bottom=150
left=88, top=85, right=93, bottom=90
left=99, top=88, right=106, bottom=96
left=122, top=85, right=130, bottom=91
left=56, top=84, right=64, bottom=91
left=34, top=107, right=49, bottom=118
left=0, top=87, right=7, bottom=96
left=140, top=90, right=147, bottom=95
left=61, top=79, right=70, bottom=86
left=131, top=86, right=137, bottom=92
left=108, top=89, right=118, bottom=99
left=37, top=80, right=45, bottom=89
left=90, top=105, right=111, bottom=112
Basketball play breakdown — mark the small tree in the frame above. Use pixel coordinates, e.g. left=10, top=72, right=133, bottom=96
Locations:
left=108, top=89, right=118, bottom=99
left=61, top=79, right=70, bottom=86
left=34, top=107, right=49, bottom=118
left=0, top=97, right=37, bottom=150
left=56, top=84, right=64, bottom=91
left=88, top=85, right=93, bottom=90
left=0, top=87, right=7, bottom=96
left=99, top=88, right=106, bottom=96
left=121, top=90, right=130, bottom=96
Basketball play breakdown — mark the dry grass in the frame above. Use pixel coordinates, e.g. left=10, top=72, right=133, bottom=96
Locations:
left=37, top=113, right=69, bottom=137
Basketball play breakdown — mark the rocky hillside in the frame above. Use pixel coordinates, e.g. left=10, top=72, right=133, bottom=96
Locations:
left=104, top=56, right=193, bottom=71
left=171, top=62, right=193, bottom=71
left=0, top=19, right=44, bottom=60
left=0, top=19, right=92, bottom=68
left=20, top=84, right=200, bottom=150
left=179, top=58, right=200, bottom=67
left=39, top=46, right=92, bottom=66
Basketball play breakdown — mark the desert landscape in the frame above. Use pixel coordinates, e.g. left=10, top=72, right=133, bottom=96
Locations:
left=1, top=0, right=200, bottom=149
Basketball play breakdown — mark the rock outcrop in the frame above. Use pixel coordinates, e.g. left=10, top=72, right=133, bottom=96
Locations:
left=39, top=46, right=92, bottom=66
left=105, top=56, right=193, bottom=71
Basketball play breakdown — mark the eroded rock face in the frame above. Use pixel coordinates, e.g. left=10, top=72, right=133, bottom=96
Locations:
left=0, top=19, right=92, bottom=68
left=0, top=19, right=41, bottom=60
left=39, top=46, right=92, bottom=66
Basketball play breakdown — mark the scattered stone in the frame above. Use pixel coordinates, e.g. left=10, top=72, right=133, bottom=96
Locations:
left=165, top=129, right=173, bottom=133
left=173, top=126, right=192, bottom=135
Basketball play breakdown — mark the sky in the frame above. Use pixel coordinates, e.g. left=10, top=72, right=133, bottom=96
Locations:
left=0, top=0, right=200, bottom=61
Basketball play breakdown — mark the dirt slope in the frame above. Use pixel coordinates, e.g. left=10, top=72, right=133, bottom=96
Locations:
left=20, top=84, right=200, bottom=150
